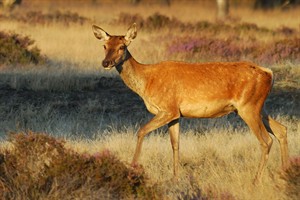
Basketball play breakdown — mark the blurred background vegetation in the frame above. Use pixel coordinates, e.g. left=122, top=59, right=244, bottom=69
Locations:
left=1, top=0, right=300, bottom=11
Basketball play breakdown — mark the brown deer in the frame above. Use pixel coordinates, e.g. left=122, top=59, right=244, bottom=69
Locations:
left=92, top=23, right=289, bottom=184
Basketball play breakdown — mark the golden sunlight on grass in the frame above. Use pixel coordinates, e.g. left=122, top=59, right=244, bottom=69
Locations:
left=1, top=1, right=299, bottom=70
left=65, top=119, right=299, bottom=200
left=20, top=0, right=300, bottom=29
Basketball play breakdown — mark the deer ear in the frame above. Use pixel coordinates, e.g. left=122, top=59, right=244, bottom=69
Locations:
left=124, top=23, right=137, bottom=46
left=92, top=25, right=110, bottom=41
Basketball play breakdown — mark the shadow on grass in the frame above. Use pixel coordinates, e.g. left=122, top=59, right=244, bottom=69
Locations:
left=0, top=74, right=298, bottom=138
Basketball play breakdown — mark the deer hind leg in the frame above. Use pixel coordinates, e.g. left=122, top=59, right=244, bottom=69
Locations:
left=262, top=109, right=289, bottom=170
left=168, top=119, right=180, bottom=177
left=131, top=111, right=179, bottom=166
left=239, top=108, right=273, bottom=184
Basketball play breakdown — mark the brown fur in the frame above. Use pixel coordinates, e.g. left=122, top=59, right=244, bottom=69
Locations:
left=92, top=24, right=289, bottom=184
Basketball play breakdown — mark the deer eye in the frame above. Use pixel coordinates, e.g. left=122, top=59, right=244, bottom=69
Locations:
left=119, top=45, right=125, bottom=50
left=103, top=45, right=107, bottom=50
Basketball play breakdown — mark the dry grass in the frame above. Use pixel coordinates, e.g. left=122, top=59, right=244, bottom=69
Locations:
left=1, top=118, right=298, bottom=199
left=65, top=118, right=300, bottom=199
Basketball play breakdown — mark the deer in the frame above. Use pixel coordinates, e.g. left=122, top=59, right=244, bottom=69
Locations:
left=92, top=23, right=289, bottom=184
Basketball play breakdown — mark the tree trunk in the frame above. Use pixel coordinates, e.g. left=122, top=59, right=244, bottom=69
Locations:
left=216, top=0, right=229, bottom=20
left=1, top=0, right=21, bottom=10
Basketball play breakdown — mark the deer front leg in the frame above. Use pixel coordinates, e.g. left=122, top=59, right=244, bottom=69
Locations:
left=131, top=111, right=179, bottom=165
left=168, top=119, right=180, bottom=177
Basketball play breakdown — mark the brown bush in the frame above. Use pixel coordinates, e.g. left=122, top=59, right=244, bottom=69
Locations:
left=0, top=31, right=45, bottom=65
left=23, top=11, right=90, bottom=26
left=167, top=36, right=300, bottom=64
left=281, top=157, right=300, bottom=199
left=116, top=12, right=296, bottom=36
left=0, top=10, right=90, bottom=26
left=257, top=38, right=300, bottom=64
left=118, top=12, right=184, bottom=31
left=0, top=132, right=160, bottom=199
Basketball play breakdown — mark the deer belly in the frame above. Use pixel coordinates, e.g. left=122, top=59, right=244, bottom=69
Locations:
left=179, top=101, right=236, bottom=118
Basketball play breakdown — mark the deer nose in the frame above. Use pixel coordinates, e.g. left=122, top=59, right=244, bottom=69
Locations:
left=102, top=60, right=110, bottom=68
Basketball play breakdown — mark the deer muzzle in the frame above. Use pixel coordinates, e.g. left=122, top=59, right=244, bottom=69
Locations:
left=102, top=59, right=114, bottom=69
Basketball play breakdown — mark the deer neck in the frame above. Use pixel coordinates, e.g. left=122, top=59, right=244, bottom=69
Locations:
left=116, top=51, right=146, bottom=96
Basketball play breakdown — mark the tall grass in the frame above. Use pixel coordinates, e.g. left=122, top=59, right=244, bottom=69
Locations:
left=65, top=117, right=299, bottom=199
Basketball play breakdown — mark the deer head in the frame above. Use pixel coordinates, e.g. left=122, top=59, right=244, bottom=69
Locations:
left=92, top=23, right=137, bottom=69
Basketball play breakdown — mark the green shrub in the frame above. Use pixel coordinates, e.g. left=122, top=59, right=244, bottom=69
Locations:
left=0, top=31, right=45, bottom=65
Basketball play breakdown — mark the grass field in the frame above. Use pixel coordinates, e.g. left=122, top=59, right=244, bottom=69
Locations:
left=0, top=0, right=299, bottom=199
